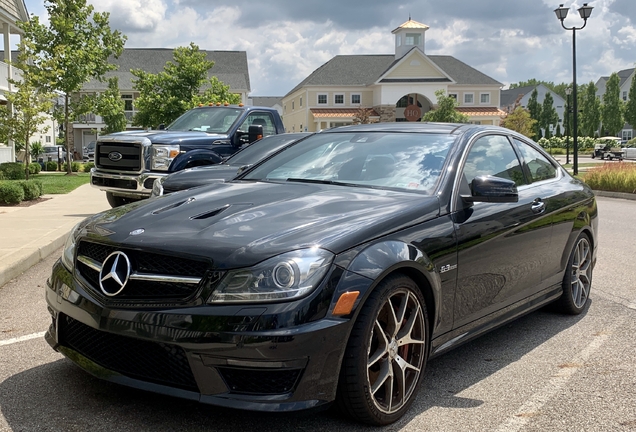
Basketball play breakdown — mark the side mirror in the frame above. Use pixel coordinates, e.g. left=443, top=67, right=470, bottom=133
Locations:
left=248, top=125, right=264, bottom=143
left=158, top=123, right=166, bottom=130
left=463, top=175, right=518, bottom=203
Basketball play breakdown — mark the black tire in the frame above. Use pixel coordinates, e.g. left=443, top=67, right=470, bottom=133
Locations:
left=337, top=274, right=429, bottom=425
left=555, top=233, right=593, bottom=314
left=106, top=192, right=139, bottom=208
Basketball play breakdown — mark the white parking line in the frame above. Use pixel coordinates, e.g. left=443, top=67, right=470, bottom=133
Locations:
left=494, top=318, right=622, bottom=432
left=0, top=332, right=46, bottom=347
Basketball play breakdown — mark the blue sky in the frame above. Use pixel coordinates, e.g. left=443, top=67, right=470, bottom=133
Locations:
left=23, top=0, right=636, bottom=96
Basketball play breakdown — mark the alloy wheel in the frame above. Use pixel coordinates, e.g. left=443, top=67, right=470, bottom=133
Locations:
left=570, top=237, right=592, bottom=309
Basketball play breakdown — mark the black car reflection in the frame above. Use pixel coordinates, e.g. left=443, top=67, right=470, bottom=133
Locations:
left=45, top=123, right=597, bottom=426
left=150, top=133, right=312, bottom=197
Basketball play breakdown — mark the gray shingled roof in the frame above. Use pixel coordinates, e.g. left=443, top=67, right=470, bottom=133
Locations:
left=500, top=85, right=538, bottom=108
left=82, top=48, right=250, bottom=92
left=617, top=68, right=635, bottom=87
left=249, top=96, right=283, bottom=107
left=285, top=50, right=502, bottom=96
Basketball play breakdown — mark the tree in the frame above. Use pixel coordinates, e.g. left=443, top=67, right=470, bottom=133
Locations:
left=132, top=43, right=241, bottom=128
left=580, top=81, right=601, bottom=137
left=351, top=107, right=376, bottom=124
left=509, top=79, right=569, bottom=99
left=20, top=0, right=126, bottom=175
left=601, top=72, right=624, bottom=136
left=0, top=39, right=54, bottom=180
left=527, top=89, right=542, bottom=138
left=500, top=106, right=537, bottom=139
left=422, top=89, right=469, bottom=123
left=96, top=77, right=127, bottom=134
left=540, top=92, right=559, bottom=139
left=624, top=71, right=636, bottom=130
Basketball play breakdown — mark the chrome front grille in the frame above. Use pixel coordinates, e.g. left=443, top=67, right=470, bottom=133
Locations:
left=96, top=141, right=143, bottom=171
left=75, top=241, right=222, bottom=305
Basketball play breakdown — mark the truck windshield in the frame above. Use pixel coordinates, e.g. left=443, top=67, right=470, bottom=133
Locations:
left=167, top=107, right=243, bottom=133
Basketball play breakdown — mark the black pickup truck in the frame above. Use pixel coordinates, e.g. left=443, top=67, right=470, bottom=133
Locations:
left=90, top=104, right=285, bottom=207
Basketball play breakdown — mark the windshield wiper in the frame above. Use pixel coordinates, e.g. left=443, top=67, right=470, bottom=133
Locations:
left=286, top=178, right=362, bottom=187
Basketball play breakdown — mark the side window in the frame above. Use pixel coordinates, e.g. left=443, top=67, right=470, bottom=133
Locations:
left=462, top=135, right=526, bottom=187
left=514, top=139, right=557, bottom=183
left=239, top=112, right=276, bottom=136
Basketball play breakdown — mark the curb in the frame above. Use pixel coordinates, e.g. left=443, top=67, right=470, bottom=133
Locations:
left=0, top=232, right=68, bottom=288
left=593, top=190, right=636, bottom=201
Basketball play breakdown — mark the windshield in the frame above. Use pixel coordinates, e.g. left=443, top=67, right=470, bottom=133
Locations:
left=227, top=135, right=305, bottom=166
left=167, top=107, right=243, bottom=133
left=242, top=132, right=455, bottom=194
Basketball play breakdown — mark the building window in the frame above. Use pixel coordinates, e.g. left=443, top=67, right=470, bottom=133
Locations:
left=396, top=35, right=402, bottom=46
left=284, top=105, right=286, bottom=113
left=405, top=33, right=421, bottom=46
left=623, top=91, right=628, bottom=101
left=300, top=124, right=303, bottom=131
left=292, top=101, right=295, bottom=110
left=480, top=93, right=490, bottom=104
left=318, top=94, right=327, bottom=105
left=464, top=93, right=474, bottom=104
left=46, top=136, right=52, bottom=143
left=351, top=94, right=361, bottom=105
left=334, top=94, right=344, bottom=105
left=448, top=93, right=458, bottom=101
left=300, top=96, right=303, bottom=107
left=623, top=130, right=633, bottom=142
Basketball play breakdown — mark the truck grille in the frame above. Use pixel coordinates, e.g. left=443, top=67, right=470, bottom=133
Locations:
left=76, top=241, right=221, bottom=305
left=96, top=141, right=143, bottom=172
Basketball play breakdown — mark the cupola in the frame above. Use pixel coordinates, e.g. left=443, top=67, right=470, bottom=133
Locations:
left=392, top=17, right=429, bottom=60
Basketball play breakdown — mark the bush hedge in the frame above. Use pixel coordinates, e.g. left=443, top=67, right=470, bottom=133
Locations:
left=0, top=182, right=25, bottom=204
left=18, top=179, right=43, bottom=200
left=61, top=162, right=81, bottom=172
left=83, top=162, right=95, bottom=172
left=0, top=162, right=26, bottom=180
left=44, top=161, right=58, bottom=171
left=29, top=163, right=41, bottom=175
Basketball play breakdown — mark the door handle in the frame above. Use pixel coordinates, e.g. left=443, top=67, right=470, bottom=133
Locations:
left=531, top=198, right=546, bottom=214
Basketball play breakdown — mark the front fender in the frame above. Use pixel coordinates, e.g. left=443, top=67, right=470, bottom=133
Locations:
left=331, top=241, right=441, bottom=330
left=169, top=150, right=225, bottom=171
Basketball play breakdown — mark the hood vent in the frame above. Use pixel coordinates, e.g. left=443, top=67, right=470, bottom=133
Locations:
left=152, top=197, right=196, bottom=215
left=190, top=204, right=231, bottom=220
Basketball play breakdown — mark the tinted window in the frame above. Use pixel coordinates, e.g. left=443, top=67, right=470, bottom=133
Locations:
left=243, top=132, right=455, bottom=194
left=227, top=135, right=303, bottom=166
left=238, top=112, right=276, bottom=136
left=463, top=135, right=525, bottom=186
left=514, top=139, right=557, bottom=183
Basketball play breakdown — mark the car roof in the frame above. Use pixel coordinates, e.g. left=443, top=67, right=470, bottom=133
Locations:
left=321, top=122, right=473, bottom=135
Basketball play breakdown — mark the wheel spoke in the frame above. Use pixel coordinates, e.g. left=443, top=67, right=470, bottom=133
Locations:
left=386, top=298, right=400, bottom=339
left=370, top=358, right=392, bottom=395
left=395, top=292, right=409, bottom=328
left=368, top=320, right=389, bottom=368
left=395, top=353, right=421, bottom=374
left=392, top=357, right=406, bottom=409
left=397, top=304, right=424, bottom=347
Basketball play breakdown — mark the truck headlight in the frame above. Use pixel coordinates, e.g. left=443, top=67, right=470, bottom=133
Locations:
left=152, top=145, right=180, bottom=171
left=208, top=248, right=334, bottom=303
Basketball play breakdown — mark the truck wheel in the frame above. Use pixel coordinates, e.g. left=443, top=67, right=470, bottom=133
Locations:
left=106, top=192, right=138, bottom=208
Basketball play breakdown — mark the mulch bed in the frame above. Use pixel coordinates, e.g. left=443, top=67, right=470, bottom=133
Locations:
left=0, top=197, right=51, bottom=207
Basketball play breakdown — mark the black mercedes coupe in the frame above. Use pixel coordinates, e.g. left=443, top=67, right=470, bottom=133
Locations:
left=46, top=123, right=597, bottom=425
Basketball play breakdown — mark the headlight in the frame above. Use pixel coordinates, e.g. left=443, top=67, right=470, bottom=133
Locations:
left=208, top=248, right=334, bottom=303
left=152, top=145, right=180, bottom=171
left=150, top=176, right=165, bottom=197
left=61, top=222, right=83, bottom=271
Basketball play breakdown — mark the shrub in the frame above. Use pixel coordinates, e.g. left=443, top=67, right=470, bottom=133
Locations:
left=62, top=162, right=81, bottom=172
left=0, top=171, right=4, bottom=181
left=28, top=162, right=41, bottom=175
left=45, top=161, right=58, bottom=171
left=0, top=162, right=26, bottom=180
left=0, top=182, right=25, bottom=204
left=18, top=179, right=43, bottom=200
left=584, top=163, right=636, bottom=193
left=83, top=162, right=95, bottom=172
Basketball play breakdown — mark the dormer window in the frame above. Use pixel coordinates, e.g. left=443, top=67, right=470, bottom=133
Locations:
left=405, top=33, right=421, bottom=46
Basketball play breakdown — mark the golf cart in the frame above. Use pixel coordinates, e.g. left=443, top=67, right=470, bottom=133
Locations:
left=591, top=137, right=624, bottom=160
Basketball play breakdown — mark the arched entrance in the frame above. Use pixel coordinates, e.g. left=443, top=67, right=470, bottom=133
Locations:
left=395, top=93, right=432, bottom=122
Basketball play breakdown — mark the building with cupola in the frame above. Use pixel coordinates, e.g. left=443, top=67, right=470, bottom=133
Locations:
left=282, top=18, right=505, bottom=132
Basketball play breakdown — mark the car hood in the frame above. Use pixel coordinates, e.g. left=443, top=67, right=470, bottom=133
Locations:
left=85, top=181, right=440, bottom=268
left=104, top=130, right=228, bottom=143
left=162, top=165, right=241, bottom=191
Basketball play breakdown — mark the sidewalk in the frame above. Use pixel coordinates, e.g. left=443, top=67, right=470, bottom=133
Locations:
left=0, top=184, right=110, bottom=288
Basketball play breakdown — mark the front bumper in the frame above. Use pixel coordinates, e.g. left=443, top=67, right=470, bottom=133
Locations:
left=45, top=260, right=358, bottom=412
left=90, top=168, right=167, bottom=199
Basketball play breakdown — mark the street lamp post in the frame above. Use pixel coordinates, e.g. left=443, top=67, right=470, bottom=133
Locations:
left=565, top=87, right=572, bottom=165
left=555, top=3, right=593, bottom=176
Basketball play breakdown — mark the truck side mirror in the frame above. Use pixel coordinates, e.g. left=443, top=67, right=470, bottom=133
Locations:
left=248, top=125, right=263, bottom=143
left=158, top=123, right=165, bottom=130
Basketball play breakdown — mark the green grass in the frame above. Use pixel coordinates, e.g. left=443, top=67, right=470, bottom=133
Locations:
left=35, top=173, right=91, bottom=194
left=582, top=163, right=636, bottom=193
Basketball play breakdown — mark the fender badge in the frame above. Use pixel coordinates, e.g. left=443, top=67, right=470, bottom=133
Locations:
left=130, top=228, right=145, bottom=236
